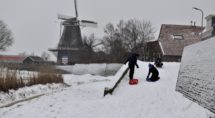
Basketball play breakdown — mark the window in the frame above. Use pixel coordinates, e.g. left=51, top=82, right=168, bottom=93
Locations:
left=172, top=35, right=183, bottom=40
left=212, top=23, right=215, bottom=28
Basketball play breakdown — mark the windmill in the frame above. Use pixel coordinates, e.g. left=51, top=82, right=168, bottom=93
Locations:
left=49, top=0, right=97, bottom=64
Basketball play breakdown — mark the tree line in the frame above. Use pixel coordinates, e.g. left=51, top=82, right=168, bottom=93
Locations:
left=0, top=18, right=155, bottom=62
left=83, top=18, right=155, bottom=62
left=0, top=20, right=13, bottom=51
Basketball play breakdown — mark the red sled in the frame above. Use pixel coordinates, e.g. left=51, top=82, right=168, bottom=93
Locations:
left=129, top=79, right=138, bottom=85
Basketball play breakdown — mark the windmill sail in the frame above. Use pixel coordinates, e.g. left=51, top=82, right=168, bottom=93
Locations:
left=74, top=0, right=78, bottom=17
left=81, top=20, right=98, bottom=27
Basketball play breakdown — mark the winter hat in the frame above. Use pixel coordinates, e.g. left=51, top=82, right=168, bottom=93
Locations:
left=148, top=63, right=153, bottom=68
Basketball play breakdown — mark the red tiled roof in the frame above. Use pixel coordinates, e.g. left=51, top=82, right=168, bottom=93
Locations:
left=0, top=55, right=26, bottom=62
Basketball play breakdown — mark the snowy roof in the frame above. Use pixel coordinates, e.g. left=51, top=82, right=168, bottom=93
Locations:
left=25, top=56, right=44, bottom=62
left=205, top=14, right=215, bottom=20
left=177, top=36, right=215, bottom=113
left=158, top=24, right=203, bottom=56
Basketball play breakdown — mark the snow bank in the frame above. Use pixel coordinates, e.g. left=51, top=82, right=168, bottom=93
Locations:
left=106, top=64, right=128, bottom=88
left=1, top=61, right=214, bottom=118
left=104, top=64, right=128, bottom=95
left=176, top=36, right=215, bottom=113
left=0, top=84, right=66, bottom=107
left=57, top=63, right=122, bottom=76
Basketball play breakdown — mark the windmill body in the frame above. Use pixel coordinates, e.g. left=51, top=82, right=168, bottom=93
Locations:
left=49, top=0, right=97, bottom=64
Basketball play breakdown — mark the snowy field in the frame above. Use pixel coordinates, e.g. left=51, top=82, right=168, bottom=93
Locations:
left=0, top=61, right=214, bottom=118
left=57, top=63, right=122, bottom=76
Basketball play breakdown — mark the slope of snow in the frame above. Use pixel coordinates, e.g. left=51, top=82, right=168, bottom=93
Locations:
left=57, top=63, right=122, bottom=76
left=0, top=62, right=213, bottom=118
left=106, top=63, right=128, bottom=89
left=0, top=84, right=66, bottom=107
left=176, top=36, right=215, bottom=113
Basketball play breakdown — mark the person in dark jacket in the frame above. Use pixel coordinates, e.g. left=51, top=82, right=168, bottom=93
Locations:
left=124, top=53, right=139, bottom=80
left=154, top=57, right=163, bottom=68
left=146, top=63, right=160, bottom=82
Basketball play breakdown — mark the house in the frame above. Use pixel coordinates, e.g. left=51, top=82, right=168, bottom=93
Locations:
left=22, top=56, right=44, bottom=64
left=143, top=40, right=162, bottom=61
left=202, top=14, right=215, bottom=40
left=145, top=24, right=203, bottom=62
left=0, top=55, right=26, bottom=64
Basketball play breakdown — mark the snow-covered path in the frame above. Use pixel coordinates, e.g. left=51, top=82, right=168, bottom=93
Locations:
left=0, top=62, right=212, bottom=118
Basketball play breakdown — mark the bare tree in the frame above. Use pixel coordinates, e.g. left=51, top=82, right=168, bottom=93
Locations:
left=82, top=33, right=97, bottom=52
left=0, top=20, right=13, bottom=51
left=101, top=23, right=127, bottom=62
left=118, top=19, right=155, bottom=53
left=102, top=23, right=126, bottom=55
left=41, top=52, right=50, bottom=61
left=102, top=19, right=155, bottom=57
left=30, top=52, right=36, bottom=56
left=18, top=52, right=28, bottom=56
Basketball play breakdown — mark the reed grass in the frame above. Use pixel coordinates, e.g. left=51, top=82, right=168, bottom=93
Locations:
left=0, top=65, right=63, bottom=92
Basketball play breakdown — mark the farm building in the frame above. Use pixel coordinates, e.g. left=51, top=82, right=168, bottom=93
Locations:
left=22, top=56, right=44, bottom=64
left=145, top=24, right=203, bottom=62
left=202, top=14, right=215, bottom=40
left=0, top=55, right=26, bottom=64
left=0, top=55, right=50, bottom=65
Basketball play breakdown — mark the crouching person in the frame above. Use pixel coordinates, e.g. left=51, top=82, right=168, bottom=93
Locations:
left=154, top=57, right=163, bottom=68
left=146, top=64, right=160, bottom=82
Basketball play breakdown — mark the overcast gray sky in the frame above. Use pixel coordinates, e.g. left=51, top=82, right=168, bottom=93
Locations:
left=0, top=0, right=214, bottom=60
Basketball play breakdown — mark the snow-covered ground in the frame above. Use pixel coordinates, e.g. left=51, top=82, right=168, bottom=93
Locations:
left=57, top=63, right=122, bottom=76
left=0, top=61, right=214, bottom=118
left=0, top=84, right=66, bottom=107
left=176, top=36, right=215, bottom=113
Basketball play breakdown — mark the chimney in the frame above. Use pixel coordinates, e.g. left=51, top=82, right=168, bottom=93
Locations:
left=190, top=20, right=193, bottom=26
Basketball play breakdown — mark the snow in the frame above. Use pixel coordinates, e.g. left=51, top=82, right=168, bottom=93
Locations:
left=106, top=63, right=128, bottom=89
left=0, top=61, right=214, bottom=118
left=57, top=63, right=122, bottom=76
left=176, top=36, right=215, bottom=113
left=0, top=84, right=66, bottom=107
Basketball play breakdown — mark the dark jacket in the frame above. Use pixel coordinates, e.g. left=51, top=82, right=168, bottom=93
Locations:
left=154, top=58, right=163, bottom=67
left=124, top=53, right=139, bottom=68
left=147, top=65, right=159, bottom=77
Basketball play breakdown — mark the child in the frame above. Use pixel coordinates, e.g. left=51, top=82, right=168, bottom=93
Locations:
left=124, top=53, right=139, bottom=80
left=146, top=63, right=160, bottom=82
